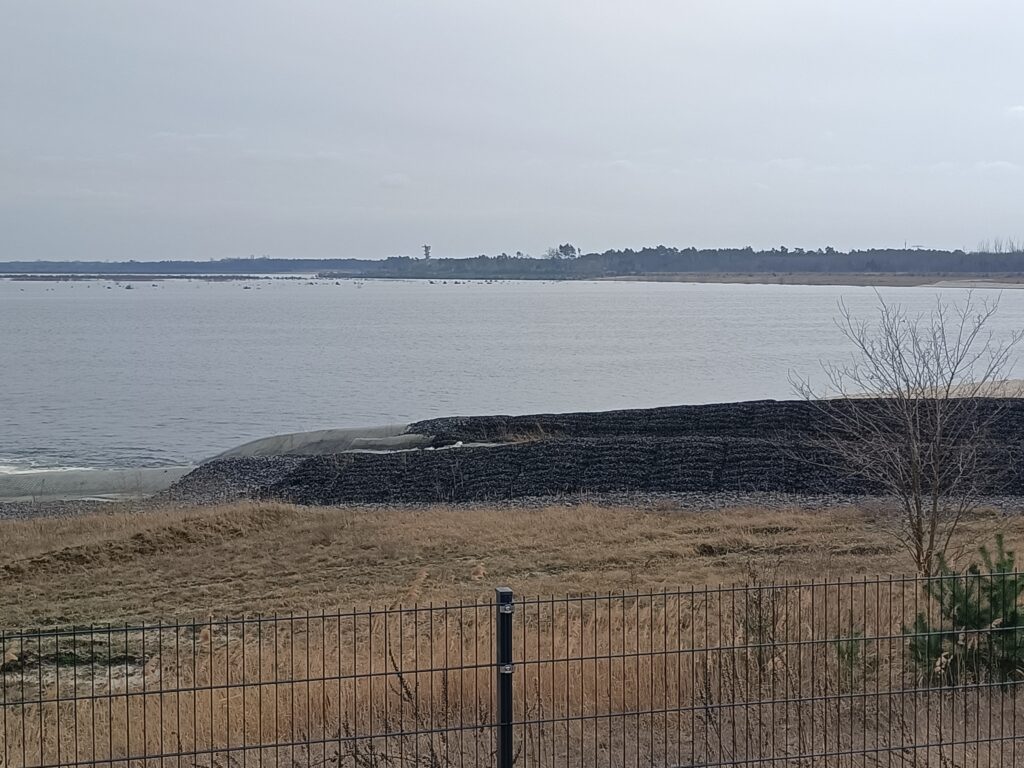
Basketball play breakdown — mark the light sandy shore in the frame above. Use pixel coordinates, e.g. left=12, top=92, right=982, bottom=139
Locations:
left=602, top=272, right=1024, bottom=287
left=0, top=424, right=425, bottom=503
left=929, top=279, right=1024, bottom=289
left=208, top=423, right=423, bottom=459
left=0, top=466, right=193, bottom=503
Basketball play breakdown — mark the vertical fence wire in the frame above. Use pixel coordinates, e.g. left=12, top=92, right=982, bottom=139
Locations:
left=1, top=575, right=1023, bottom=767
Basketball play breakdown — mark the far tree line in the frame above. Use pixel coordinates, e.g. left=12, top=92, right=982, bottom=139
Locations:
left=7, top=243, right=1024, bottom=277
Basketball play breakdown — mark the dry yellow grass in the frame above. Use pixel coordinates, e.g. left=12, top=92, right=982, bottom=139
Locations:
left=1, top=502, right=1020, bottom=766
left=0, top=500, right=1014, bottom=626
left=2, top=568, right=1018, bottom=767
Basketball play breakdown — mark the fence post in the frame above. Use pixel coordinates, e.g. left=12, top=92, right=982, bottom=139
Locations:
left=496, top=586, right=514, bottom=768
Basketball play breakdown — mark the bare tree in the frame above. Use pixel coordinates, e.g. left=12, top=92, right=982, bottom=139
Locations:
left=792, top=292, right=1023, bottom=576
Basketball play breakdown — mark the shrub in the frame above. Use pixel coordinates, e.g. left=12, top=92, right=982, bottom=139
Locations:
left=906, top=535, right=1024, bottom=686
left=834, top=625, right=877, bottom=693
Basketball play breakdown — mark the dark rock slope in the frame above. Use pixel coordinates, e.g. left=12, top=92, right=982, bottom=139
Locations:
left=165, top=399, right=1024, bottom=505
left=410, top=398, right=1024, bottom=444
left=262, top=437, right=868, bottom=505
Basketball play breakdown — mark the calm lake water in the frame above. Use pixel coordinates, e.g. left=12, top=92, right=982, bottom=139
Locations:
left=3, top=278, right=1024, bottom=470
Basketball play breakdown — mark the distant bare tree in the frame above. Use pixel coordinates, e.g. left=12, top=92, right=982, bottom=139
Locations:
left=974, top=237, right=1024, bottom=254
left=792, top=293, right=1023, bottom=576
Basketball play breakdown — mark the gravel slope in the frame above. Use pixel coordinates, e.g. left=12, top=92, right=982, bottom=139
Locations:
left=162, top=399, right=1024, bottom=507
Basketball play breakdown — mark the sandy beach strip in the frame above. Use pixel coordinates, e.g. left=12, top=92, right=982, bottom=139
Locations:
left=599, top=272, right=1024, bottom=287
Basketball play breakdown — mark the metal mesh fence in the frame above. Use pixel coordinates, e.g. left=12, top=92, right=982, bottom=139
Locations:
left=2, top=573, right=1022, bottom=767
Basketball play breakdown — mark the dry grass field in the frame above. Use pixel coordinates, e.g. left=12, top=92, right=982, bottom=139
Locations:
left=0, top=500, right=1016, bottom=626
left=2, top=501, right=1022, bottom=767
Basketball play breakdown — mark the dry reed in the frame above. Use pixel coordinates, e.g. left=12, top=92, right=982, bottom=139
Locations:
left=2, top=578, right=1021, bottom=767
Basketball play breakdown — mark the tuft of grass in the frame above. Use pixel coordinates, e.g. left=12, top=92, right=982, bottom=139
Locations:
left=494, top=422, right=557, bottom=443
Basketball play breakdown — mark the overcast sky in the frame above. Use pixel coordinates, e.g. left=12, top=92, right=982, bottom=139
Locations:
left=3, top=1, right=1024, bottom=261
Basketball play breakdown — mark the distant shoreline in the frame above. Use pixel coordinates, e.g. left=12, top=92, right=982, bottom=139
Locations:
left=599, top=272, right=1024, bottom=288
left=1, top=273, right=305, bottom=282
left=7, top=271, right=1024, bottom=288
left=8, top=246, right=1024, bottom=283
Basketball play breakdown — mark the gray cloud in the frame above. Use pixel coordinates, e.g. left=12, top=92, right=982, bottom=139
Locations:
left=378, top=173, right=413, bottom=189
left=2, top=1, right=1024, bottom=260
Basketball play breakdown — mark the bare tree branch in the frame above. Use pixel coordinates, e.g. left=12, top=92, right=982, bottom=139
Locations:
left=790, top=292, right=1023, bottom=576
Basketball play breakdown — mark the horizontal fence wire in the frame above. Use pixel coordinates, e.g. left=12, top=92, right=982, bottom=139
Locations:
left=1, top=574, right=1023, bottom=767
left=511, top=578, right=1024, bottom=768
left=1, top=603, right=499, bottom=768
